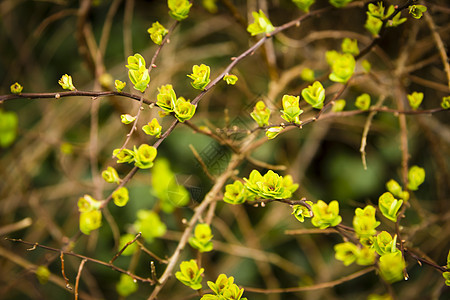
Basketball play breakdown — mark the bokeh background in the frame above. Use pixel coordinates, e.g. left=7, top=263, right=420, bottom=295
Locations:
left=1, top=0, right=449, bottom=299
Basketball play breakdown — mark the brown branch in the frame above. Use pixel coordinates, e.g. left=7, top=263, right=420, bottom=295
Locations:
left=0, top=90, right=154, bottom=105
left=60, top=251, right=72, bottom=290
left=110, top=232, right=142, bottom=264
left=244, top=267, right=375, bottom=294
left=74, top=259, right=87, bottom=300
left=6, top=238, right=154, bottom=284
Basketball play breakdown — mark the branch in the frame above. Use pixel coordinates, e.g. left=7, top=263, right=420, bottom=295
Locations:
left=6, top=238, right=154, bottom=284
left=244, top=267, right=375, bottom=294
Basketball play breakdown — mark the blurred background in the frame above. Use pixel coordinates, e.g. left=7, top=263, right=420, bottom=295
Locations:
left=0, top=0, right=449, bottom=299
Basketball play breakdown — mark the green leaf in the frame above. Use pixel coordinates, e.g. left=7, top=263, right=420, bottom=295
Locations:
left=58, top=74, right=76, bottom=91
left=126, top=53, right=150, bottom=92
left=378, top=192, right=403, bottom=222
left=441, top=96, right=450, bottom=109
left=133, top=144, right=157, bottom=169
left=147, top=21, right=168, bottom=45
left=373, top=231, right=399, bottom=256
left=329, top=0, right=353, bottom=9
left=77, top=194, right=101, bottom=212
left=301, top=81, right=325, bottom=109
left=300, top=67, right=315, bottom=82
left=35, top=266, right=50, bottom=284
left=175, top=260, right=204, bottom=290
left=247, top=10, right=275, bottom=36
left=355, top=93, right=371, bottom=110
left=115, top=79, right=126, bottom=92
left=362, top=60, right=371, bottom=73
left=365, top=14, right=383, bottom=37
left=223, top=74, right=238, bottom=85
left=292, top=201, right=313, bottom=222
left=116, top=274, right=138, bottom=297
left=121, top=114, right=136, bottom=124
left=203, top=274, right=247, bottom=300
left=250, top=100, right=271, bottom=127
left=341, top=38, right=359, bottom=56
left=387, top=11, right=407, bottom=27
left=280, top=95, right=303, bottom=124
left=352, top=205, right=380, bottom=239
left=447, top=250, right=450, bottom=269
left=379, top=251, right=406, bottom=283
left=367, top=2, right=384, bottom=19
left=328, top=53, right=355, bottom=83
left=134, top=210, right=167, bottom=243
left=79, top=210, right=102, bottom=235
left=332, top=99, right=346, bottom=112
left=202, top=0, right=218, bottom=14
left=223, top=180, right=255, bottom=204
left=409, top=5, right=427, bottom=19
left=142, top=118, right=162, bottom=138
left=386, top=179, right=409, bottom=201
left=174, top=97, right=196, bottom=122
left=10, top=82, right=23, bottom=94
left=243, top=170, right=298, bottom=200
left=113, top=187, right=129, bottom=207
left=0, top=109, right=18, bottom=148
left=102, top=166, right=121, bottom=184
left=443, top=272, right=450, bottom=286
left=334, top=242, right=358, bottom=266
left=168, top=0, right=192, bottom=21
left=292, top=0, right=315, bottom=13
left=407, top=92, right=424, bottom=110
left=113, top=148, right=136, bottom=164
left=156, top=84, right=177, bottom=112
left=311, top=200, right=342, bottom=229
left=189, top=223, right=214, bottom=252
left=407, top=165, right=425, bottom=191
left=187, top=64, right=211, bottom=90
left=151, top=158, right=190, bottom=212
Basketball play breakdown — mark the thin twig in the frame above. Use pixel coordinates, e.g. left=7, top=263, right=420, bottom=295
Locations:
left=6, top=238, right=154, bottom=284
left=360, top=95, right=386, bottom=170
left=74, top=259, right=87, bottom=300
left=60, top=251, right=72, bottom=290
left=189, top=144, right=216, bottom=181
left=110, top=232, right=142, bottom=264
left=244, top=267, right=375, bottom=293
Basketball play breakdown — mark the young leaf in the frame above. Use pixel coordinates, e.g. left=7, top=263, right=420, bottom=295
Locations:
left=223, top=74, right=238, bottom=85
left=134, top=210, right=167, bottom=243
left=292, top=0, right=315, bottom=13
left=133, top=144, right=157, bottom=169
left=147, top=21, right=168, bottom=45
left=168, top=0, right=192, bottom=21
left=173, top=97, right=196, bottom=122
left=116, top=274, right=138, bottom=297
left=378, top=192, right=403, bottom=222
left=113, top=187, right=129, bottom=207
left=355, top=93, right=371, bottom=110
left=301, top=81, right=325, bottom=109
left=311, top=200, right=342, bottom=229
left=102, top=166, right=121, bottom=184
left=142, top=118, right=162, bottom=138
left=58, top=74, right=76, bottom=91
left=250, top=101, right=271, bottom=127
left=0, top=109, right=18, bottom=148
left=175, top=260, right=204, bottom=290
left=187, top=64, right=211, bottom=90
left=407, top=92, right=423, bottom=110
left=10, top=82, right=23, bottom=94
left=247, top=10, right=275, bottom=36
left=407, top=165, right=425, bottom=191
